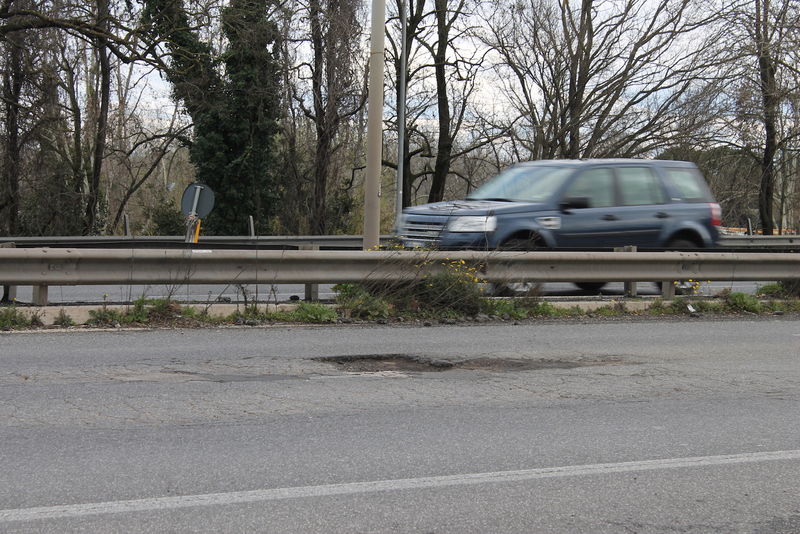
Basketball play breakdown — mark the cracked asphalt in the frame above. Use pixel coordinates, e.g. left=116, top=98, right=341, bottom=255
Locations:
left=1, top=318, right=800, bottom=532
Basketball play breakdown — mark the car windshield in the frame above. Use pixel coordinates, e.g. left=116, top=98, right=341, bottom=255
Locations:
left=467, top=165, right=573, bottom=202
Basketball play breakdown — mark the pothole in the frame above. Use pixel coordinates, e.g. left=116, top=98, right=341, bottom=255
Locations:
left=316, top=354, right=624, bottom=373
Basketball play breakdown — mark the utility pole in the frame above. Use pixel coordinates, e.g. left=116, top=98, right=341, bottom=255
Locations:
left=395, top=0, right=408, bottom=233
left=363, top=0, right=386, bottom=250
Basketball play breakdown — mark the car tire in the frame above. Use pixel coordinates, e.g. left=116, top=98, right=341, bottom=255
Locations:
left=491, top=237, right=543, bottom=296
left=574, top=282, right=606, bottom=292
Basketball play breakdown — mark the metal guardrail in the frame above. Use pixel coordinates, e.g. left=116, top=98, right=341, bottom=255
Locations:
left=0, top=235, right=392, bottom=250
left=2, top=248, right=798, bottom=305
left=2, top=234, right=799, bottom=250
left=718, top=235, right=800, bottom=247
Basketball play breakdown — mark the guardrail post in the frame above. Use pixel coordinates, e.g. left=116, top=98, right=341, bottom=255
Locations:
left=1, top=285, right=16, bottom=303
left=660, top=281, right=676, bottom=299
left=32, top=285, right=48, bottom=306
left=1, top=242, right=16, bottom=303
left=299, top=244, right=320, bottom=301
left=614, top=246, right=638, bottom=297
left=623, top=245, right=638, bottom=297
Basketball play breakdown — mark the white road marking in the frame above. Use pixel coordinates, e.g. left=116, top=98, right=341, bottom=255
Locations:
left=3, top=449, right=799, bottom=523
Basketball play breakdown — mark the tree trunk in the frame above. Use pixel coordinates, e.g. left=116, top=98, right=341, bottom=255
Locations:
left=398, top=0, right=423, bottom=208
left=427, top=0, right=452, bottom=203
left=565, top=0, right=593, bottom=158
left=1, top=35, right=23, bottom=235
left=309, top=0, right=329, bottom=234
left=84, top=0, right=111, bottom=234
left=755, top=0, right=778, bottom=235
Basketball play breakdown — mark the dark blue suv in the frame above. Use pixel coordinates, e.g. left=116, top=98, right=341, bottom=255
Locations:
left=399, top=159, right=721, bottom=252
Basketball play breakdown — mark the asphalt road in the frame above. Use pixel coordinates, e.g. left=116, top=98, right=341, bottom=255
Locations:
left=2, top=319, right=800, bottom=533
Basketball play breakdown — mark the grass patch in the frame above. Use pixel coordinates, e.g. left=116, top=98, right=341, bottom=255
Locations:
left=227, top=302, right=338, bottom=324
left=281, top=302, right=337, bottom=323
left=482, top=298, right=570, bottom=319
left=648, top=297, right=723, bottom=315
left=0, top=306, right=34, bottom=329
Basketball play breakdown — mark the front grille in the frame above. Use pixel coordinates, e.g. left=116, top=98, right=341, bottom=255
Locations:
left=400, top=218, right=447, bottom=243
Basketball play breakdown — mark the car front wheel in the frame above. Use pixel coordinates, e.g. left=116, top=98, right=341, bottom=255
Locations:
left=491, top=236, right=543, bottom=296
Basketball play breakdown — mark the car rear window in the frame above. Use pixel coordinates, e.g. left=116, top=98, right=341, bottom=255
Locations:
left=663, top=168, right=712, bottom=202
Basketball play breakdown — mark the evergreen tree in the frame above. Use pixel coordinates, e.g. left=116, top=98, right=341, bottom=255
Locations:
left=143, top=0, right=282, bottom=235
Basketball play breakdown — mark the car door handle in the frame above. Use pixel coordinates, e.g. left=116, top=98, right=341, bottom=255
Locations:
left=655, top=212, right=670, bottom=219
left=602, top=215, right=618, bottom=221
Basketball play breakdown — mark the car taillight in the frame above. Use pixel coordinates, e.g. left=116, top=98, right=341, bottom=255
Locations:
left=709, top=203, right=721, bottom=226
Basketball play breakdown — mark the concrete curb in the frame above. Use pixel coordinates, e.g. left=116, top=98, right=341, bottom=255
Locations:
left=10, top=302, right=301, bottom=326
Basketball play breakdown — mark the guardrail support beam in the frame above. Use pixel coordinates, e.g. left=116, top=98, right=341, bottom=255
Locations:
left=1, top=285, right=16, bottom=303
left=32, top=285, right=48, bottom=306
left=300, top=244, right=320, bottom=301
left=1, top=242, right=17, bottom=303
left=620, top=246, right=638, bottom=297
left=660, top=281, right=676, bottom=299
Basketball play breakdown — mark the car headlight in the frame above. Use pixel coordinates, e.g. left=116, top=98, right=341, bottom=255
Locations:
left=447, top=215, right=497, bottom=233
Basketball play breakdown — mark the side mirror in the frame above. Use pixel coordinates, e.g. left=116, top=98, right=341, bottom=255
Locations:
left=559, top=196, right=590, bottom=213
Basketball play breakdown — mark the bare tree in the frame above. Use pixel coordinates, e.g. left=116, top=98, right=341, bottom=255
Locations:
left=478, top=0, right=728, bottom=161
left=280, top=0, right=367, bottom=234
left=724, top=0, right=800, bottom=234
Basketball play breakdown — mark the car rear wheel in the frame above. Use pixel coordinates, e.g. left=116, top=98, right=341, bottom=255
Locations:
left=663, top=238, right=699, bottom=295
left=574, top=282, right=606, bottom=292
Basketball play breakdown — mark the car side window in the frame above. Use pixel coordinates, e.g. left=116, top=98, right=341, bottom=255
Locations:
left=563, top=168, right=615, bottom=208
left=617, top=167, right=666, bottom=206
left=663, top=168, right=710, bottom=202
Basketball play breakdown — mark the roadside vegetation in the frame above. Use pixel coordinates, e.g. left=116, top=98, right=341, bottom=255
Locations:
left=3, top=274, right=800, bottom=331
left=2, top=291, right=800, bottom=331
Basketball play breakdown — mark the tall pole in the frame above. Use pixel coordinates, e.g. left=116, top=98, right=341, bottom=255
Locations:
left=363, top=0, right=387, bottom=250
left=395, top=0, right=408, bottom=233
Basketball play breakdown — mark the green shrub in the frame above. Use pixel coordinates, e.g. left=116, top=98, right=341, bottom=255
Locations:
left=337, top=259, right=486, bottom=318
left=756, top=283, right=785, bottom=297
left=723, top=292, right=761, bottom=313
left=123, top=298, right=182, bottom=323
left=53, top=309, right=75, bottom=327
left=146, top=198, right=185, bottom=236
left=88, top=307, right=124, bottom=325
left=28, top=311, right=44, bottom=327
left=0, top=306, right=32, bottom=329
left=146, top=298, right=180, bottom=320
left=334, top=283, right=390, bottom=319
left=410, top=269, right=484, bottom=316
left=779, top=280, right=800, bottom=297
left=126, top=298, right=150, bottom=323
